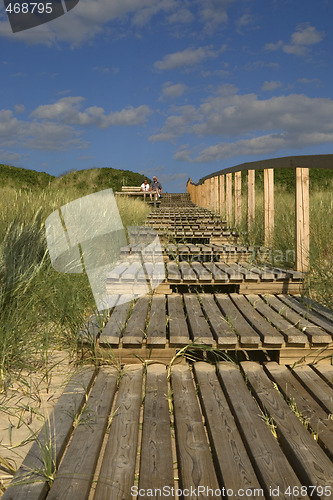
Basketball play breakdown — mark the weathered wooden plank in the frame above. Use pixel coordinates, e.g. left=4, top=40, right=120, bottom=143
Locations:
left=247, top=169, right=255, bottom=228
left=246, top=294, right=307, bottom=345
left=93, top=365, right=143, bottom=500
left=183, top=294, right=213, bottom=345
left=139, top=365, right=174, bottom=494
left=122, top=296, right=150, bottom=346
left=262, top=294, right=332, bottom=344
left=47, top=367, right=118, bottom=500
left=264, top=362, right=333, bottom=460
left=215, top=294, right=260, bottom=346
left=193, top=363, right=263, bottom=498
left=216, top=262, right=242, bottom=281
left=146, top=295, right=166, bottom=346
left=179, top=261, right=197, bottom=282
left=277, top=294, right=333, bottom=336
left=242, top=361, right=333, bottom=495
left=296, top=296, right=333, bottom=323
left=202, top=262, right=229, bottom=282
left=200, top=295, right=238, bottom=346
left=313, top=365, right=333, bottom=387
left=99, top=298, right=132, bottom=347
left=295, top=167, right=310, bottom=272
left=217, top=363, right=307, bottom=499
left=171, top=365, right=220, bottom=496
left=166, top=261, right=181, bottom=282
left=2, top=368, right=96, bottom=500
left=230, top=294, right=284, bottom=346
left=292, top=365, right=333, bottom=414
left=167, top=294, right=190, bottom=346
left=191, top=262, right=212, bottom=282
left=264, top=168, right=274, bottom=246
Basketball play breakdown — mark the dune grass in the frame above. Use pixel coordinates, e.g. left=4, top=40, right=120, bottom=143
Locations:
left=237, top=184, right=333, bottom=309
left=0, top=187, right=150, bottom=388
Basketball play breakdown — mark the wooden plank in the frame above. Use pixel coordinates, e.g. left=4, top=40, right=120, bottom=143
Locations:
left=295, top=167, right=310, bottom=272
left=226, top=172, right=233, bottom=225
left=166, top=262, right=181, bottom=282
left=191, top=262, right=212, bottom=282
left=107, top=262, right=129, bottom=281
left=199, top=295, right=238, bottom=346
left=178, top=261, right=197, bottom=283
left=242, top=361, right=333, bottom=496
left=295, top=296, right=333, bottom=323
left=183, top=294, right=213, bottom=345
left=264, top=168, right=274, bottom=246
left=313, top=365, right=333, bottom=387
left=262, top=294, right=332, bottom=344
left=139, top=365, right=174, bottom=493
left=217, top=363, right=307, bottom=498
left=122, top=296, right=150, bottom=346
left=277, top=294, right=333, bottom=336
left=246, top=295, right=307, bottom=345
left=193, top=363, right=263, bottom=498
left=230, top=294, right=284, bottom=346
left=47, top=367, right=118, bottom=500
left=167, top=294, right=191, bottom=346
left=219, top=174, right=225, bottom=216
left=2, top=368, right=96, bottom=500
left=264, top=362, right=333, bottom=460
left=215, top=294, right=260, bottom=346
left=202, top=262, right=229, bottom=282
left=234, top=171, right=242, bottom=226
left=292, top=365, right=333, bottom=414
left=99, top=299, right=132, bottom=347
left=216, top=262, right=242, bottom=282
left=146, top=295, right=166, bottom=346
left=93, top=365, right=143, bottom=500
left=171, top=365, right=220, bottom=495
left=247, top=169, right=255, bottom=228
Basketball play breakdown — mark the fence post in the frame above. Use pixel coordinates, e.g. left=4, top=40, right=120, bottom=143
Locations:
left=219, top=175, right=225, bottom=216
left=214, top=176, right=219, bottom=212
left=226, top=173, right=233, bottom=225
left=264, top=168, right=274, bottom=246
left=247, top=170, right=255, bottom=229
left=234, top=171, right=242, bottom=226
left=295, top=167, right=310, bottom=272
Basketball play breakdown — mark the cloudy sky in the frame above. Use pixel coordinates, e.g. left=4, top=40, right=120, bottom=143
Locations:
left=0, top=0, right=332, bottom=192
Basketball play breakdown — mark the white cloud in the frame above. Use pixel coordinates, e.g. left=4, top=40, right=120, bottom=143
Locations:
left=151, top=91, right=333, bottom=162
left=160, top=82, right=187, bottom=99
left=197, top=0, right=235, bottom=31
left=0, top=96, right=152, bottom=153
left=0, top=0, right=191, bottom=46
left=32, top=97, right=152, bottom=128
left=262, top=80, right=282, bottom=91
left=266, top=23, right=324, bottom=57
left=154, top=45, right=219, bottom=70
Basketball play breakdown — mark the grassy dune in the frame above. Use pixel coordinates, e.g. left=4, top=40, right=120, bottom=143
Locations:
left=0, top=186, right=150, bottom=386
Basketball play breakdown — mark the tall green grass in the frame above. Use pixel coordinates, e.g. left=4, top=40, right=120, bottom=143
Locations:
left=0, top=187, right=150, bottom=387
left=238, top=185, right=333, bottom=309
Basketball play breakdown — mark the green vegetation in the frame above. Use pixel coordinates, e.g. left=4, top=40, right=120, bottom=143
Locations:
left=237, top=180, right=333, bottom=309
left=0, top=166, right=151, bottom=388
left=0, top=163, right=151, bottom=193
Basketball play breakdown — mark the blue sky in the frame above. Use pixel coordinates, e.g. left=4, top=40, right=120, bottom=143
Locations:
left=0, top=0, right=332, bottom=192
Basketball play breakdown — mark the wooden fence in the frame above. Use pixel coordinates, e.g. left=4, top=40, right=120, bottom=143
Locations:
left=187, top=155, right=333, bottom=273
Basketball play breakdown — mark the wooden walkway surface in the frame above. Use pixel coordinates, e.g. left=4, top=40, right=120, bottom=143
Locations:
left=80, top=293, right=333, bottom=365
left=3, top=362, right=333, bottom=499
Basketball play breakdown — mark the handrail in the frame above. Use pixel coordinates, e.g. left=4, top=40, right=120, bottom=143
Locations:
left=187, top=154, right=333, bottom=272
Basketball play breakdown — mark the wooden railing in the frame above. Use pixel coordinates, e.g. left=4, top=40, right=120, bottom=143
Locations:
left=187, top=155, right=333, bottom=272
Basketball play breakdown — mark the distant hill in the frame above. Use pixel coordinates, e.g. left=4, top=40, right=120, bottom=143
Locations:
left=0, top=164, right=54, bottom=189
left=0, top=164, right=151, bottom=193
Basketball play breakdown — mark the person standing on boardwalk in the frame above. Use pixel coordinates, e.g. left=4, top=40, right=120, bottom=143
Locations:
left=140, top=179, right=151, bottom=201
left=150, top=176, right=162, bottom=201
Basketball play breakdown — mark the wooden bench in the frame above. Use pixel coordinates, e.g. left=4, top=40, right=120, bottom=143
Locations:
left=4, top=361, right=333, bottom=499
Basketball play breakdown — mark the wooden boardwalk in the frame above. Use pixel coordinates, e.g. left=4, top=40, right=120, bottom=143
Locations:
left=4, top=362, right=333, bottom=499
left=3, top=192, right=333, bottom=498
